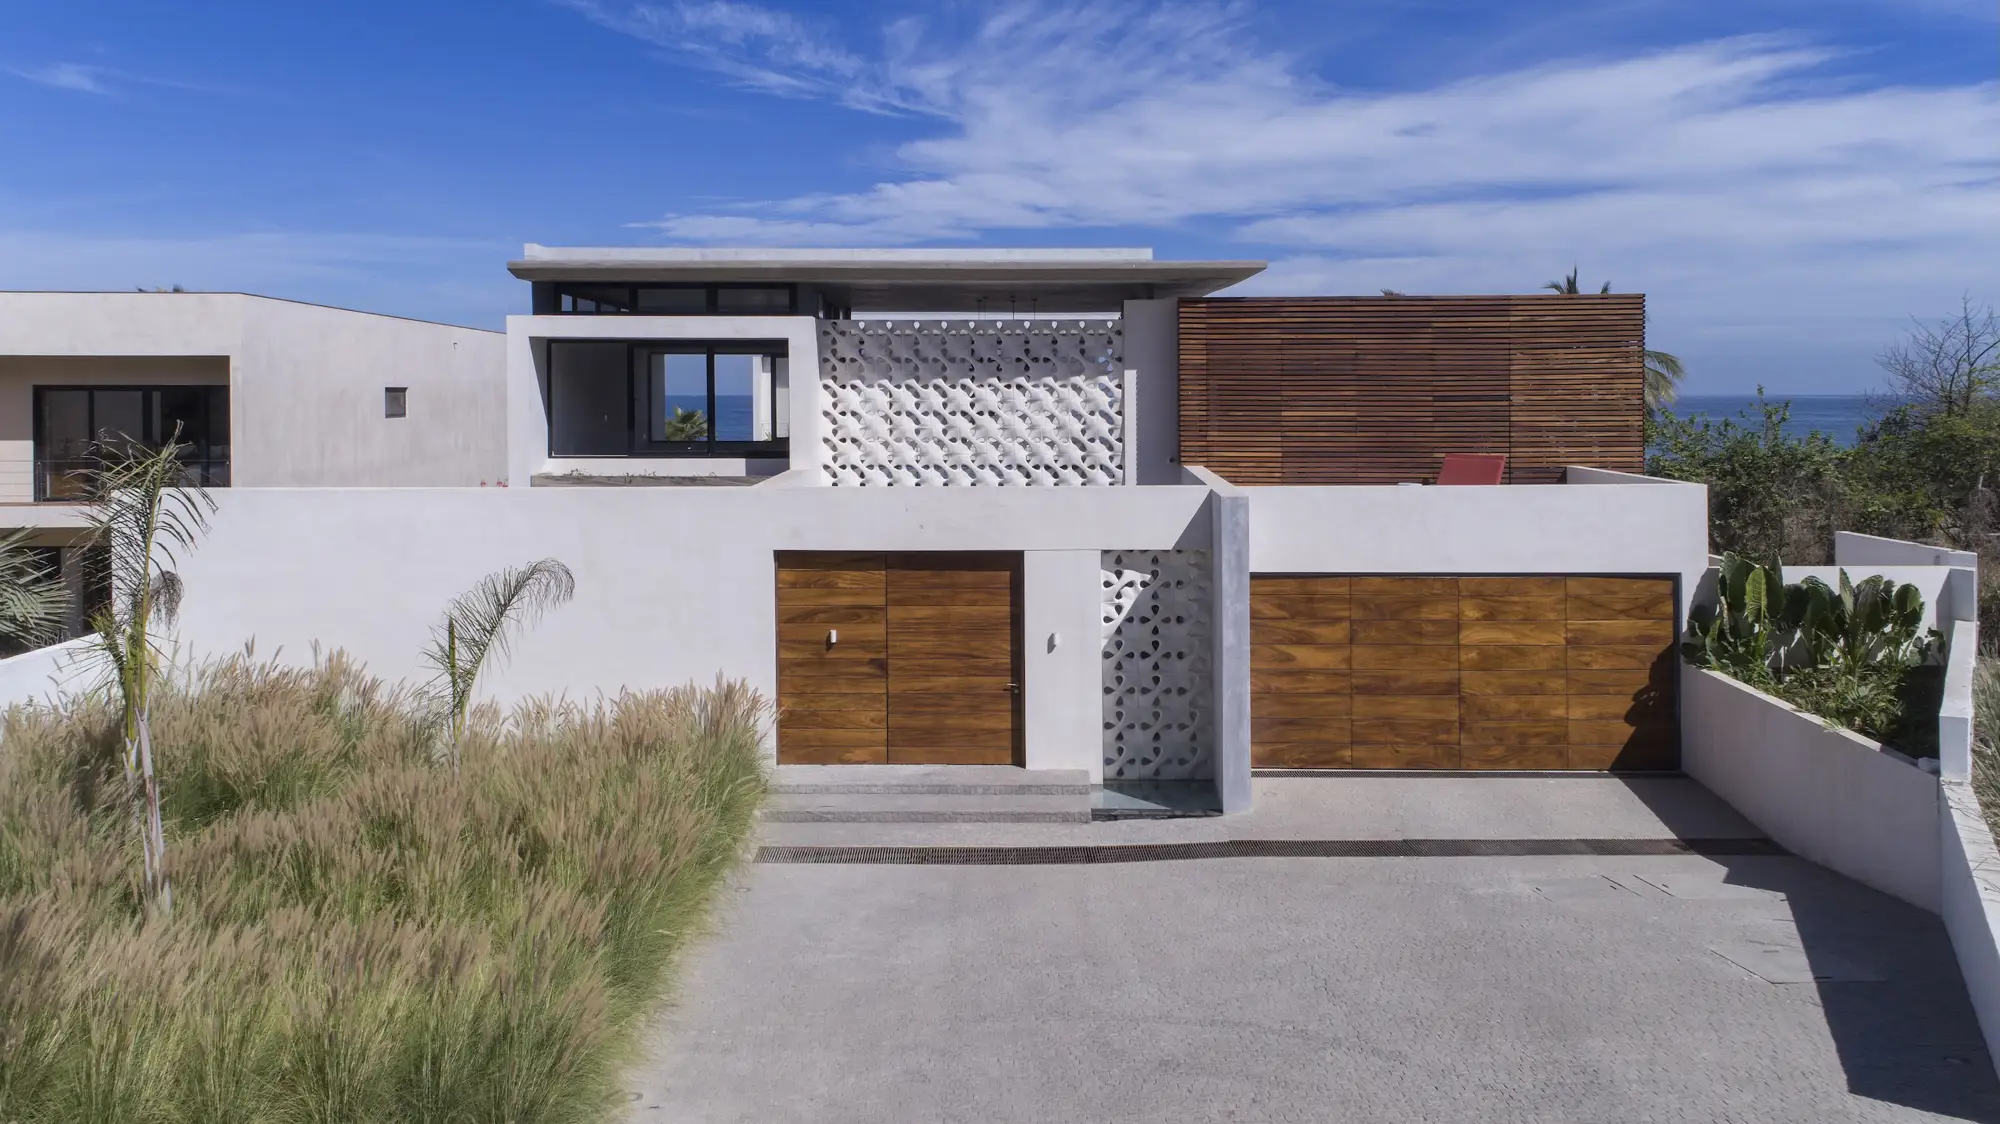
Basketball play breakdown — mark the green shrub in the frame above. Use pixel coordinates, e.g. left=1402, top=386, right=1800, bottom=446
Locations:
left=1684, top=552, right=1943, bottom=751
left=0, top=654, right=767, bottom=1124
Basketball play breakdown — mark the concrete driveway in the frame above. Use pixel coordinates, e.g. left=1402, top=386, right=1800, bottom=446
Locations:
left=633, top=783, right=2000, bottom=1123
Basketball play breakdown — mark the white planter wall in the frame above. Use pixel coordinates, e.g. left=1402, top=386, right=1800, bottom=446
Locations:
left=0, top=636, right=99, bottom=711
left=1942, top=782, right=2000, bottom=1072
left=1681, top=665, right=1942, bottom=911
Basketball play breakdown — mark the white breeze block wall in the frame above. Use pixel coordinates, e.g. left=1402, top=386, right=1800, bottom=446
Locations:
left=1101, top=550, right=1213, bottom=780
left=817, top=320, right=1125, bottom=486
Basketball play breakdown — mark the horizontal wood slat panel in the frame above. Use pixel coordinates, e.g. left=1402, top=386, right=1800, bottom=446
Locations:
left=1180, top=296, right=1644, bottom=484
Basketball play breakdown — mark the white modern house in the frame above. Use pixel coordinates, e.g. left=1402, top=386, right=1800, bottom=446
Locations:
left=0, top=291, right=504, bottom=634
left=0, top=246, right=1700, bottom=814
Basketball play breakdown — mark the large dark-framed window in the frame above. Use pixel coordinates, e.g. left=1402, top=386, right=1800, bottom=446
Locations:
left=32, top=385, right=230, bottom=501
left=555, top=283, right=797, bottom=316
left=547, top=340, right=789, bottom=459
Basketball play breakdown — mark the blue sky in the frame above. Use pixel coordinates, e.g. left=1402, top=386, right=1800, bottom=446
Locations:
left=3, top=0, right=1995, bottom=394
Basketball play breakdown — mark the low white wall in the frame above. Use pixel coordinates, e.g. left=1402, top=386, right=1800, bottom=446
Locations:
left=0, top=636, right=99, bottom=711
left=1836, top=531, right=1977, bottom=570
left=1023, top=550, right=1109, bottom=778
left=1563, top=466, right=1676, bottom=485
left=1682, top=666, right=1942, bottom=911
left=167, top=486, right=1213, bottom=770
left=1942, top=781, right=2000, bottom=1074
left=1942, top=619, right=1977, bottom=781
left=1246, top=479, right=1711, bottom=616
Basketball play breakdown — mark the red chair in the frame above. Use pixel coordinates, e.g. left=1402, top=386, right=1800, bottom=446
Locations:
left=1436, top=453, right=1507, bottom=485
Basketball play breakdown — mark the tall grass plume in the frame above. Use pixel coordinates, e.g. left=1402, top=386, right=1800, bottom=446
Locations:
left=0, top=652, right=767, bottom=1124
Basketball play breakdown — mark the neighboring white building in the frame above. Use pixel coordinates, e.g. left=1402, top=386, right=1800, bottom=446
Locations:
left=1, top=250, right=1707, bottom=813
left=0, top=291, right=504, bottom=632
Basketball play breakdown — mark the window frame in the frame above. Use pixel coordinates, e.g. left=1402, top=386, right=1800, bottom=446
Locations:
left=555, top=283, right=798, bottom=316
left=545, top=340, right=789, bottom=460
left=30, top=384, right=231, bottom=501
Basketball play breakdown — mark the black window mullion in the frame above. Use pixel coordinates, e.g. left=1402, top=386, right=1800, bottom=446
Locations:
left=627, top=343, right=639, bottom=455
left=706, top=350, right=717, bottom=456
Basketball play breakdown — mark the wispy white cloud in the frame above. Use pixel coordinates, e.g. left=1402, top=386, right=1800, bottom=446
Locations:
left=576, top=0, right=2000, bottom=390
left=8, top=62, right=114, bottom=95
left=560, top=0, right=927, bottom=114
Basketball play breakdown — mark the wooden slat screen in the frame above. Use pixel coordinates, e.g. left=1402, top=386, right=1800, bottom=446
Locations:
left=1178, top=295, right=1645, bottom=484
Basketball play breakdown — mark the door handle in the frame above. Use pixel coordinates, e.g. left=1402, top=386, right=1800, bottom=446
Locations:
left=1007, top=683, right=1021, bottom=695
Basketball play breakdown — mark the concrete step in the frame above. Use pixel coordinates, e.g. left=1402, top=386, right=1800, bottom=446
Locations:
left=758, top=818, right=1230, bottom=848
left=770, top=765, right=1092, bottom=796
left=763, top=791, right=1091, bottom=824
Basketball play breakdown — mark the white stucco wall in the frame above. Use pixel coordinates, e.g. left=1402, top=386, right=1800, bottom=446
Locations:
left=1682, top=666, right=1942, bottom=912
left=166, top=486, right=1215, bottom=774
left=0, top=635, right=98, bottom=710
left=1122, top=298, right=1181, bottom=485
left=231, top=299, right=505, bottom=487
left=1024, top=549, right=1110, bottom=776
left=1942, top=781, right=2000, bottom=1076
left=0, top=292, right=507, bottom=499
left=1835, top=531, right=1977, bottom=570
left=505, top=315, right=823, bottom=488
left=1245, top=479, right=1711, bottom=616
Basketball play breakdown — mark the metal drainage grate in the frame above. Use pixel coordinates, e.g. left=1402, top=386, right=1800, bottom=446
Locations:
left=756, top=837, right=1784, bottom=866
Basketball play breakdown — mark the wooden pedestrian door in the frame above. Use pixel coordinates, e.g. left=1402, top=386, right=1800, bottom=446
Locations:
left=775, top=552, right=1023, bottom=765
left=1251, top=575, right=1678, bottom=770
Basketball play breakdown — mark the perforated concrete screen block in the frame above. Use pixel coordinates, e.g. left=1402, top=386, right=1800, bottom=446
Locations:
left=817, top=319, right=1124, bottom=486
left=1101, top=550, right=1214, bottom=779
left=384, top=387, right=407, bottom=418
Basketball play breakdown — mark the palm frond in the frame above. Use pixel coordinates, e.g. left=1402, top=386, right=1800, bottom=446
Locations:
left=0, top=528, right=72, bottom=646
left=422, top=559, right=576, bottom=743
left=1544, top=267, right=1582, bottom=295
left=1644, top=348, right=1687, bottom=408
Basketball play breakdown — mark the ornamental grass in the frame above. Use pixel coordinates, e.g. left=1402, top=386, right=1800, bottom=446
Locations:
left=0, top=653, right=766, bottom=1124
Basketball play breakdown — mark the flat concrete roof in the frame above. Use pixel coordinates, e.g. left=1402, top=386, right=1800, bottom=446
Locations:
left=507, top=245, right=1266, bottom=312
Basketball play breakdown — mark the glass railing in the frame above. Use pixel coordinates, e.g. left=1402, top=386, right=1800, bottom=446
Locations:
left=34, top=456, right=230, bottom=501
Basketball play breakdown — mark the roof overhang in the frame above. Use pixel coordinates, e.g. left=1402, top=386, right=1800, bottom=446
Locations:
left=506, top=246, right=1267, bottom=313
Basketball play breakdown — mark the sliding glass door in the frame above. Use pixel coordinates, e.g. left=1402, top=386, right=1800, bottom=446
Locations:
left=547, top=341, right=788, bottom=459
left=33, top=385, right=230, bottom=500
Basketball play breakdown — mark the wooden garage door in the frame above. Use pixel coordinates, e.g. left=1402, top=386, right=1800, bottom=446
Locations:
left=1251, top=576, right=1677, bottom=770
left=776, top=552, right=1022, bottom=765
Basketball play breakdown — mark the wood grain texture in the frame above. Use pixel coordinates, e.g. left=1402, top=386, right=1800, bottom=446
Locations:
left=1253, top=744, right=1353, bottom=768
left=1248, top=573, right=1678, bottom=771
left=1179, top=295, right=1645, bottom=484
left=883, top=553, right=1022, bottom=765
left=778, top=552, right=1022, bottom=766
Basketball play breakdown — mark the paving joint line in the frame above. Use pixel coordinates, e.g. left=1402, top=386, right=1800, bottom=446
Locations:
left=755, top=837, right=1784, bottom=865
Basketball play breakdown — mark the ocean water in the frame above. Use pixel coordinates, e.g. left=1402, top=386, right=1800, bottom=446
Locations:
left=663, top=393, right=757, bottom=440
left=1667, top=395, right=1888, bottom=446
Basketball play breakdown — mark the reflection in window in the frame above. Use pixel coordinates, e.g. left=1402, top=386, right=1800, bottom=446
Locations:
left=649, top=353, right=710, bottom=442
left=33, top=385, right=230, bottom=500
left=553, top=284, right=797, bottom=316
left=545, top=341, right=788, bottom=457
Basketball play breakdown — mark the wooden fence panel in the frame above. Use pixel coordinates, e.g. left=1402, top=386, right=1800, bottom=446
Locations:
left=1179, top=296, right=1645, bottom=484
